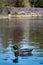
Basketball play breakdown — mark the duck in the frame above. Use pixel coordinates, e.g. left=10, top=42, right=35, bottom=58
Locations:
left=13, top=45, right=33, bottom=56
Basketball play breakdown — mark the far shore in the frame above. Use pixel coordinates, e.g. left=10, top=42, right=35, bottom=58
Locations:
left=0, top=14, right=43, bottom=19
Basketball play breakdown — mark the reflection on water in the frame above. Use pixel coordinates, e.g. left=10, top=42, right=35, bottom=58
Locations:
left=13, top=57, right=18, bottom=63
left=0, top=16, right=43, bottom=65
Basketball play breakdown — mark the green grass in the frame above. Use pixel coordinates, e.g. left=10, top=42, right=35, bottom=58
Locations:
left=0, top=14, right=8, bottom=16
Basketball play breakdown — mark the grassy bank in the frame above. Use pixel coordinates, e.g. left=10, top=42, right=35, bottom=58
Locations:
left=0, top=14, right=43, bottom=19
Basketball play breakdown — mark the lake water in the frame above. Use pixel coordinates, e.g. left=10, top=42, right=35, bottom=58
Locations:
left=0, top=16, right=43, bottom=65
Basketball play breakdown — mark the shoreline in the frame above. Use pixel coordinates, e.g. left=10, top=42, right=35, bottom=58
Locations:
left=0, top=14, right=43, bottom=19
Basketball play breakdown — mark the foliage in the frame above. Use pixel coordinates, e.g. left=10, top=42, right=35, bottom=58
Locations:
left=14, top=0, right=26, bottom=7
left=29, top=0, right=43, bottom=8
left=0, top=0, right=43, bottom=7
left=29, top=0, right=34, bottom=7
left=0, top=0, right=26, bottom=7
left=0, top=0, right=7, bottom=8
left=35, top=0, right=43, bottom=8
left=0, top=3, right=4, bottom=8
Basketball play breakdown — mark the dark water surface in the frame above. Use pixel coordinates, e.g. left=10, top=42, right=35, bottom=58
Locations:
left=0, top=16, right=43, bottom=65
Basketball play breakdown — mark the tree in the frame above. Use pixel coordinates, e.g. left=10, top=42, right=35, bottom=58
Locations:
left=29, top=0, right=43, bottom=8
left=14, top=0, right=26, bottom=7
left=0, top=0, right=7, bottom=8
left=6, top=0, right=16, bottom=6
left=29, top=0, right=34, bottom=7
left=35, top=0, right=43, bottom=8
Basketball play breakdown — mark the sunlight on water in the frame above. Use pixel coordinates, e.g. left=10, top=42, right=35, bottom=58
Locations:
left=0, top=17, right=43, bottom=65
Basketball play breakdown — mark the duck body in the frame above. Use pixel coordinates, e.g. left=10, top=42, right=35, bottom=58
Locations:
left=19, top=48, right=33, bottom=56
